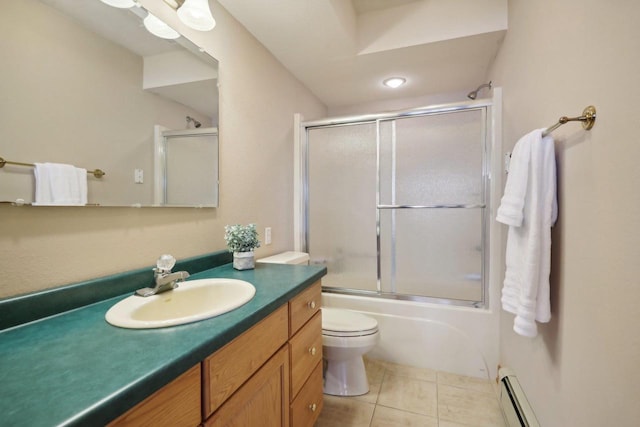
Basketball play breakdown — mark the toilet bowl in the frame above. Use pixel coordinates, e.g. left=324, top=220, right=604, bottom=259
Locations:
left=256, top=252, right=380, bottom=396
left=322, top=307, right=379, bottom=396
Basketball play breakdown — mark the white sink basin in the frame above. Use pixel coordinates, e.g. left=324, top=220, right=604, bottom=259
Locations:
left=105, top=278, right=256, bottom=329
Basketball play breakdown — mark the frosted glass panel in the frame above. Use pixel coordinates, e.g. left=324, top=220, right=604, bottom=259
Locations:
left=307, top=124, right=378, bottom=292
left=380, top=110, right=484, bottom=205
left=165, top=134, right=218, bottom=206
left=380, top=209, right=483, bottom=301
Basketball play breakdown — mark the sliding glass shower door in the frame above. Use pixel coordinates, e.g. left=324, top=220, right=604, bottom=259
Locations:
left=307, top=123, right=378, bottom=292
left=306, top=106, right=488, bottom=306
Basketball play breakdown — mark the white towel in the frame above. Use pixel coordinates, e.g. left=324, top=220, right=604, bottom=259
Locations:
left=33, top=162, right=88, bottom=206
left=497, top=129, right=557, bottom=337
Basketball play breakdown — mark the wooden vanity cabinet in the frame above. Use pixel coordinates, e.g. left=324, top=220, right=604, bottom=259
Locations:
left=204, top=280, right=323, bottom=427
left=111, top=281, right=323, bottom=427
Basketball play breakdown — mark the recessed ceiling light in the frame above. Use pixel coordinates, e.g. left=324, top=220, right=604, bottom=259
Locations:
left=383, top=77, right=406, bottom=88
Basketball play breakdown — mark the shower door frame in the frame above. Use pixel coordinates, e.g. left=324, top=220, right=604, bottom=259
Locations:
left=153, top=126, right=219, bottom=207
left=300, top=100, right=493, bottom=308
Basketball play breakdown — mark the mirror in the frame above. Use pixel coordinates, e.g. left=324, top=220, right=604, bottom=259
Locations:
left=0, top=0, right=219, bottom=207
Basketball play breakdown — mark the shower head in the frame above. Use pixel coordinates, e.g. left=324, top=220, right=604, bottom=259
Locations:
left=186, top=116, right=202, bottom=128
left=467, top=81, right=492, bottom=100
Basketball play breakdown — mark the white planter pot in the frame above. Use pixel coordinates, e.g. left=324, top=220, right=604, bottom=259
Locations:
left=233, top=251, right=255, bottom=270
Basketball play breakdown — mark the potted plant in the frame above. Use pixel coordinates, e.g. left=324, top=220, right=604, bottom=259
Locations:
left=224, top=223, right=261, bottom=270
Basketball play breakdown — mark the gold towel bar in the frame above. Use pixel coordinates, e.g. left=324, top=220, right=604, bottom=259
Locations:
left=542, top=105, right=596, bottom=137
left=0, top=157, right=105, bottom=178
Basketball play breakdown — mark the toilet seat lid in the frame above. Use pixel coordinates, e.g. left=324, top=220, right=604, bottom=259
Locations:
left=322, top=308, right=378, bottom=333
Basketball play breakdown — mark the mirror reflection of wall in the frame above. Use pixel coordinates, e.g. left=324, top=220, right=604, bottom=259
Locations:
left=154, top=126, right=219, bottom=207
left=0, top=0, right=219, bottom=207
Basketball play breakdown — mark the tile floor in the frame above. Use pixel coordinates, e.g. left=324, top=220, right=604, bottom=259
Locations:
left=315, top=358, right=506, bottom=427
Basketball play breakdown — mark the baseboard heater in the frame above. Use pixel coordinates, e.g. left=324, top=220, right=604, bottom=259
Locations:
left=499, top=368, right=540, bottom=427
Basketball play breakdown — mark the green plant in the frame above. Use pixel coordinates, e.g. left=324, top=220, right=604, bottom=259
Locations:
left=224, top=223, right=261, bottom=253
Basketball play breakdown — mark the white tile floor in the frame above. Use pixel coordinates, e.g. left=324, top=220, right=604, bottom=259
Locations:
left=315, top=358, right=506, bottom=427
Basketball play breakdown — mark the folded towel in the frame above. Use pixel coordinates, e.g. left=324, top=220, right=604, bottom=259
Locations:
left=497, top=129, right=557, bottom=338
left=33, top=162, right=88, bottom=206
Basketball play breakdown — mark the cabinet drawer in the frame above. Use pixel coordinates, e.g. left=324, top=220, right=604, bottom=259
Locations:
left=289, top=311, right=322, bottom=399
left=289, top=281, right=321, bottom=336
left=290, top=361, right=323, bottom=427
left=203, top=304, right=288, bottom=418
left=108, top=365, right=201, bottom=427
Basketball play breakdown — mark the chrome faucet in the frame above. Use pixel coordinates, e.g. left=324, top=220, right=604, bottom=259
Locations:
left=135, top=254, right=190, bottom=297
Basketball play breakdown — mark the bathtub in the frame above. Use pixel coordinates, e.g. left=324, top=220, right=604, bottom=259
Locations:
left=321, top=291, right=500, bottom=380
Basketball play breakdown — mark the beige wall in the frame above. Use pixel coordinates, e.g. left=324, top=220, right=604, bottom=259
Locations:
left=0, top=0, right=326, bottom=298
left=489, top=0, right=640, bottom=425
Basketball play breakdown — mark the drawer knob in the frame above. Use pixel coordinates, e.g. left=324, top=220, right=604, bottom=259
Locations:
left=308, top=300, right=316, bottom=309
left=308, top=346, right=317, bottom=356
left=309, top=403, right=317, bottom=412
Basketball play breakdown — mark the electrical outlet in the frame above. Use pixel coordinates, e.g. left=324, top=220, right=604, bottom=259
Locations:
left=265, top=227, right=272, bottom=245
left=134, top=168, right=144, bottom=184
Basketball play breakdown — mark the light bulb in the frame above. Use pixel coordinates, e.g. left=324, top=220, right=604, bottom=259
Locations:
left=143, top=13, right=180, bottom=40
left=177, top=0, right=216, bottom=31
left=383, top=77, right=406, bottom=88
left=99, top=0, right=136, bottom=8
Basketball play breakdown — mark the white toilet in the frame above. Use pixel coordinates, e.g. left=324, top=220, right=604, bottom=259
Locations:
left=257, top=252, right=380, bottom=397
left=321, top=307, right=379, bottom=396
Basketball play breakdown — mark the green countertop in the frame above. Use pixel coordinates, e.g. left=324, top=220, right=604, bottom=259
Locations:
left=0, top=262, right=326, bottom=427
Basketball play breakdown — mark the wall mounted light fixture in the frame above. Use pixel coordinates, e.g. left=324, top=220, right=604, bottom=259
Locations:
left=100, top=0, right=216, bottom=40
left=143, top=13, right=180, bottom=39
left=163, top=0, right=216, bottom=31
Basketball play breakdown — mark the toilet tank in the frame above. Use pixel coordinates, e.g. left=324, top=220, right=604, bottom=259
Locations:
left=256, top=251, right=309, bottom=265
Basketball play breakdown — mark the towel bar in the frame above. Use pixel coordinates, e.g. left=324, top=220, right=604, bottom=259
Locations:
left=542, top=105, right=596, bottom=137
left=0, top=157, right=105, bottom=178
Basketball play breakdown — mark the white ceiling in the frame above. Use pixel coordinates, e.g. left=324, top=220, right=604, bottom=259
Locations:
left=218, top=0, right=508, bottom=109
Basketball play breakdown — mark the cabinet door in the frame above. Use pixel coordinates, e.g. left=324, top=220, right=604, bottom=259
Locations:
left=108, top=365, right=201, bottom=427
left=203, top=305, right=288, bottom=417
left=204, top=346, right=290, bottom=427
